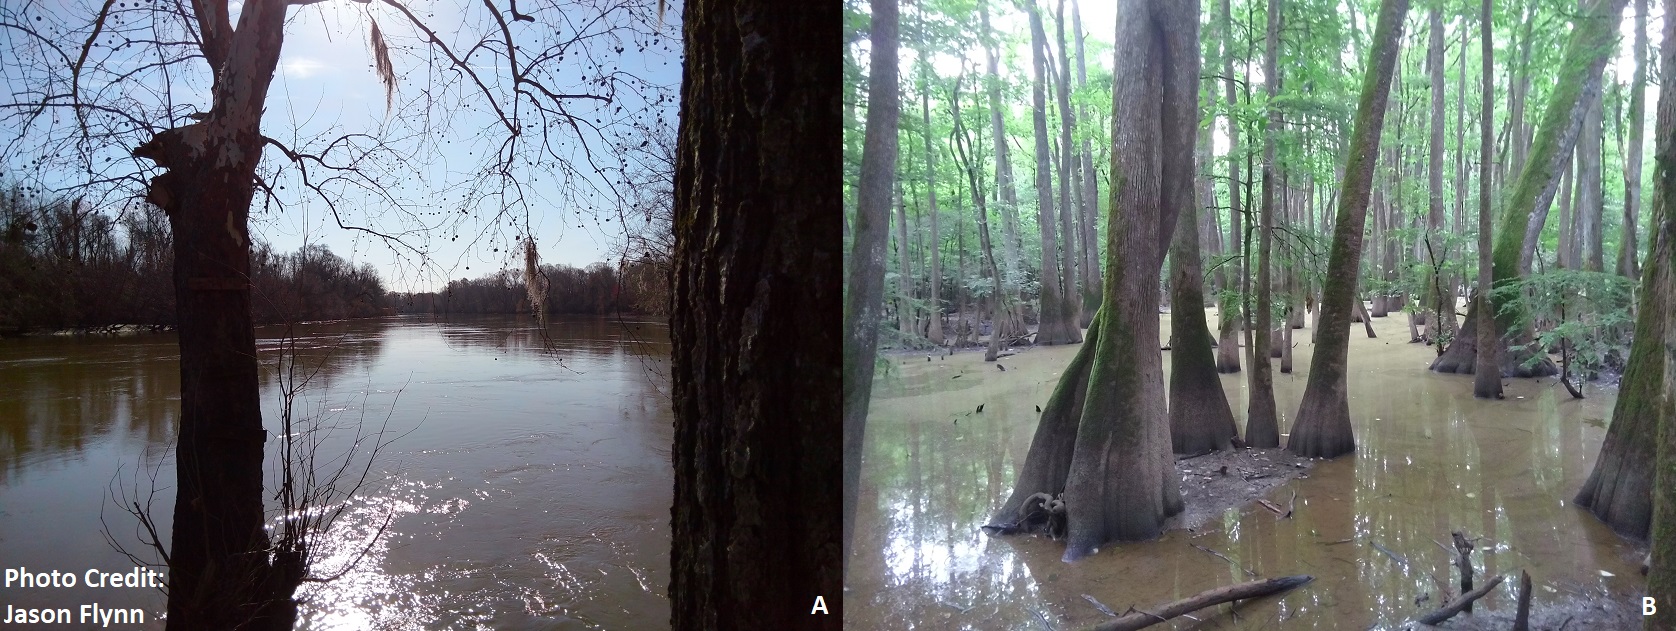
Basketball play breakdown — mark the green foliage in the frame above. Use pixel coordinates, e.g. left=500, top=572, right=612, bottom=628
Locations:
left=1489, top=269, right=1635, bottom=379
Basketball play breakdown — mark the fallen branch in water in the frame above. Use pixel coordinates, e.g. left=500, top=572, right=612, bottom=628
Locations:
left=1410, top=574, right=1504, bottom=627
left=1513, top=569, right=1532, bottom=631
left=1083, top=575, right=1313, bottom=631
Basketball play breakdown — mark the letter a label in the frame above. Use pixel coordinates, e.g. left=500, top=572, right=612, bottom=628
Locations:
left=811, top=596, right=829, bottom=614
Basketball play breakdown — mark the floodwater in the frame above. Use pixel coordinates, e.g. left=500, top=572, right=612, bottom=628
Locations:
left=0, top=315, right=673, bottom=630
left=848, top=308, right=1646, bottom=629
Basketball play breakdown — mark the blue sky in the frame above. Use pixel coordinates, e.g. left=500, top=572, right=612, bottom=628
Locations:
left=2, top=0, right=683, bottom=293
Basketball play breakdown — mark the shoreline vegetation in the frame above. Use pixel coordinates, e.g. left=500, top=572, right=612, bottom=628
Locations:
left=2, top=188, right=669, bottom=338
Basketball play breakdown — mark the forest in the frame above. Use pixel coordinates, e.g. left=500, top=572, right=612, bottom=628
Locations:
left=0, top=188, right=389, bottom=332
left=0, top=184, right=671, bottom=334
left=843, top=0, right=1676, bottom=627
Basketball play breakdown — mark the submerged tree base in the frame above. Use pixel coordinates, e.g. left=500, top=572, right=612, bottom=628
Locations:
left=1428, top=309, right=1558, bottom=377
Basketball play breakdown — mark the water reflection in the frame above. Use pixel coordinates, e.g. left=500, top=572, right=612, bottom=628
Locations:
left=849, top=311, right=1645, bottom=629
left=0, top=315, right=673, bottom=630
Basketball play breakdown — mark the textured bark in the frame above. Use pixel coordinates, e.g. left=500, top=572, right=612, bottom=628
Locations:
left=1286, top=0, right=1408, bottom=460
left=672, top=2, right=841, bottom=627
left=1474, top=0, right=1505, bottom=400
left=131, top=0, right=301, bottom=627
left=841, top=0, right=898, bottom=580
left=1576, top=0, right=1673, bottom=537
left=1619, top=0, right=1647, bottom=278
left=1170, top=136, right=1239, bottom=454
left=1641, top=5, right=1676, bottom=606
left=1028, top=3, right=1081, bottom=344
left=991, top=0, right=1196, bottom=558
left=1435, top=0, right=1628, bottom=377
left=1247, top=0, right=1281, bottom=450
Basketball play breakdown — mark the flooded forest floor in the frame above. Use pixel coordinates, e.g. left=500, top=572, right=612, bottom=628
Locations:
left=848, top=307, right=1647, bottom=630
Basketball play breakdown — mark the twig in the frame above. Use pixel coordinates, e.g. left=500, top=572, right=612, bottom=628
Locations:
left=1191, top=543, right=1260, bottom=578
left=1083, top=594, right=1116, bottom=617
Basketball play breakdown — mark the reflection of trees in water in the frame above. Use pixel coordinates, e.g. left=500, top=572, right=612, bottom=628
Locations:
left=253, top=319, right=391, bottom=395
left=0, top=337, right=181, bottom=483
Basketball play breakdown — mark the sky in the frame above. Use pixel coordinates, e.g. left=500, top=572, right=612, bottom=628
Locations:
left=1, top=0, right=684, bottom=293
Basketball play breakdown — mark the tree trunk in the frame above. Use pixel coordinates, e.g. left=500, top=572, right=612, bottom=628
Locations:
left=1053, top=1, right=1082, bottom=329
left=671, top=1, right=842, bottom=624
left=1576, top=0, right=1671, bottom=535
left=1247, top=0, right=1282, bottom=449
left=1425, top=3, right=1446, bottom=339
left=1638, top=5, right=1676, bottom=626
left=922, top=68, right=946, bottom=346
left=895, top=183, right=916, bottom=335
left=1578, top=0, right=1607, bottom=272
left=1619, top=0, right=1647, bottom=278
left=991, top=0, right=1196, bottom=557
left=1473, top=0, right=1505, bottom=400
left=840, top=0, right=898, bottom=580
left=1028, top=3, right=1080, bottom=345
left=1215, top=0, right=1243, bottom=374
left=131, top=0, right=301, bottom=627
left=1434, top=0, right=1628, bottom=378
left=1170, top=132, right=1240, bottom=454
left=983, top=2, right=1027, bottom=337
left=1559, top=156, right=1576, bottom=268
left=1072, top=0, right=1102, bottom=328
left=1286, top=0, right=1408, bottom=460
left=950, top=74, right=1011, bottom=363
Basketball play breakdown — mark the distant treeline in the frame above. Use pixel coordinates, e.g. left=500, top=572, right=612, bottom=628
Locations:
left=2, top=191, right=387, bottom=333
left=391, top=258, right=668, bottom=316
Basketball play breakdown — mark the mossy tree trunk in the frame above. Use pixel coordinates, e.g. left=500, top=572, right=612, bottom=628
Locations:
left=1170, top=130, right=1239, bottom=454
left=920, top=58, right=946, bottom=346
left=1577, top=0, right=1672, bottom=538
left=989, top=0, right=1197, bottom=559
left=1286, top=0, right=1408, bottom=460
left=1640, top=3, right=1676, bottom=625
left=1431, top=0, right=1628, bottom=378
left=840, top=0, right=898, bottom=577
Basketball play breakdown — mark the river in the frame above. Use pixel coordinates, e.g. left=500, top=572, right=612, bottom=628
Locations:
left=847, top=309, right=1646, bottom=629
left=0, top=315, right=673, bottom=630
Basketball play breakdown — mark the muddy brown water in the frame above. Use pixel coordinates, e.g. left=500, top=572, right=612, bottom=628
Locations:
left=849, top=308, right=1645, bottom=629
left=0, top=315, right=672, bottom=629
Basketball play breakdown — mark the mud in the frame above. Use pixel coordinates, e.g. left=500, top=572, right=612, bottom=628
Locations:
left=850, top=307, right=1648, bottom=630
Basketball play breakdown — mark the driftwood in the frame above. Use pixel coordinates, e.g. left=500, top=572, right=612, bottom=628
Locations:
left=1513, top=569, right=1532, bottom=631
left=1411, top=574, right=1504, bottom=626
left=1083, top=575, right=1313, bottom=631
